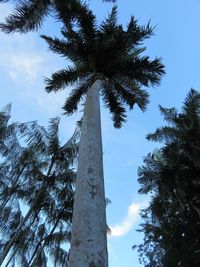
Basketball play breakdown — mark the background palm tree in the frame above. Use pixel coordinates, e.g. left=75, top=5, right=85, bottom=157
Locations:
left=41, top=6, right=165, bottom=266
left=0, top=110, right=80, bottom=266
left=135, top=89, right=200, bottom=267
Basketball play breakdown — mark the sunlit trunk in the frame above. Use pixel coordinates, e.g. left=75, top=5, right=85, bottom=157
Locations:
left=69, top=80, right=108, bottom=267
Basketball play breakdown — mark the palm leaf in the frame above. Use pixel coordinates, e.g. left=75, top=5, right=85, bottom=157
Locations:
left=44, top=67, right=82, bottom=93
left=63, top=75, right=96, bottom=115
left=0, top=0, right=51, bottom=33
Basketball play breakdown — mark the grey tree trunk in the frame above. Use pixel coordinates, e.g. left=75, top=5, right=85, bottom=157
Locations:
left=69, top=80, right=108, bottom=267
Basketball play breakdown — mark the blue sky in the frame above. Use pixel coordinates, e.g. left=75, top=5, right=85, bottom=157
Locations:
left=1, top=0, right=200, bottom=266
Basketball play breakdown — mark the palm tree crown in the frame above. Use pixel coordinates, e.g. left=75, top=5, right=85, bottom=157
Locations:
left=42, top=7, right=165, bottom=127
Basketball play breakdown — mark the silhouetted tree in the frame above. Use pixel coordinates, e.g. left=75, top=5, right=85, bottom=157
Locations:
left=135, top=89, right=200, bottom=267
left=0, top=109, right=80, bottom=266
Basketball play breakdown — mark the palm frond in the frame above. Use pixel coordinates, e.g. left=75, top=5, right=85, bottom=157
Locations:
left=17, top=121, right=49, bottom=155
left=44, top=67, right=81, bottom=93
left=102, top=83, right=126, bottom=128
left=183, top=88, right=200, bottom=116
left=146, top=126, right=178, bottom=143
left=112, top=78, right=150, bottom=111
left=111, top=79, right=136, bottom=109
left=63, top=75, right=96, bottom=115
left=121, top=56, right=165, bottom=87
left=77, top=4, right=96, bottom=44
left=54, top=0, right=85, bottom=27
left=41, top=35, right=71, bottom=58
left=126, top=17, right=153, bottom=47
left=159, top=105, right=178, bottom=124
left=0, top=0, right=51, bottom=33
left=41, top=34, right=88, bottom=64
left=100, top=5, right=118, bottom=31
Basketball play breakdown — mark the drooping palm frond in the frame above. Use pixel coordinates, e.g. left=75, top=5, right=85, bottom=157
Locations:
left=44, top=67, right=87, bottom=93
left=62, top=75, right=96, bottom=115
left=42, top=6, right=165, bottom=128
left=102, top=80, right=126, bottom=128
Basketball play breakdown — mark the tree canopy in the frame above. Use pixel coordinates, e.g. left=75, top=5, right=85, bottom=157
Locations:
left=0, top=106, right=80, bottom=266
left=42, top=6, right=165, bottom=128
left=135, top=89, right=200, bottom=267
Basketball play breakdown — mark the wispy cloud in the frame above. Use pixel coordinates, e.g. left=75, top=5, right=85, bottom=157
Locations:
left=0, top=31, right=46, bottom=84
left=8, top=53, right=44, bottom=83
left=0, top=2, right=53, bottom=85
left=110, top=202, right=143, bottom=237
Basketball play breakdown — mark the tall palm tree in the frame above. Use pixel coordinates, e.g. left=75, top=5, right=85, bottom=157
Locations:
left=0, top=116, right=79, bottom=265
left=41, top=7, right=165, bottom=266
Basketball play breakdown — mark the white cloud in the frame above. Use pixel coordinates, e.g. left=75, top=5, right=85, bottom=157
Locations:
left=0, top=3, right=52, bottom=85
left=7, top=53, right=44, bottom=83
left=0, top=32, right=46, bottom=84
left=110, top=202, right=142, bottom=237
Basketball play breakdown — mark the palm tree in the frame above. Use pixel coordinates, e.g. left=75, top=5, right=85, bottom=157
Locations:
left=146, top=89, right=200, bottom=218
left=0, top=116, right=79, bottom=265
left=136, top=89, right=200, bottom=266
left=41, top=6, right=165, bottom=266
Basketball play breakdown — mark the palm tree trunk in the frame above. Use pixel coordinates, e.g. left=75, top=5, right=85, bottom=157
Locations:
left=69, top=80, right=108, bottom=267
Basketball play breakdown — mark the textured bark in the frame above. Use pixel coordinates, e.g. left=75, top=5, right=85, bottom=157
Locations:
left=69, top=80, right=108, bottom=267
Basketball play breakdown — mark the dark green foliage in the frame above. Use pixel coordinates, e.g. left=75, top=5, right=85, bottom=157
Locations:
left=0, top=0, right=116, bottom=33
left=0, top=0, right=87, bottom=33
left=42, top=6, right=164, bottom=128
left=0, top=106, right=80, bottom=266
left=135, top=89, right=200, bottom=267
